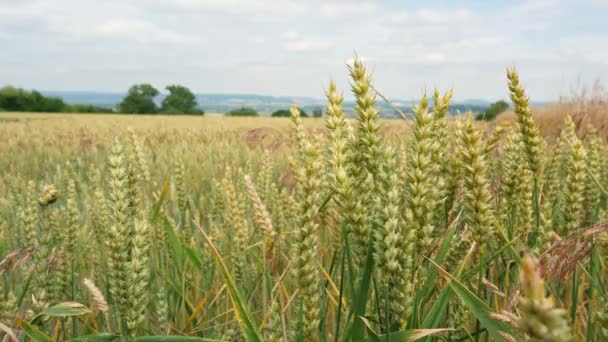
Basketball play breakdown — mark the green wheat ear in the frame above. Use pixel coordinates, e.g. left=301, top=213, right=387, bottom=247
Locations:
left=174, top=158, right=187, bottom=214
left=32, top=183, right=62, bottom=313
left=404, top=93, right=439, bottom=255
left=430, top=88, right=454, bottom=225
left=21, top=180, right=38, bottom=250
left=456, top=113, right=494, bottom=246
left=324, top=80, right=363, bottom=251
left=350, top=58, right=383, bottom=177
left=126, top=218, right=150, bottom=334
left=64, top=179, right=79, bottom=262
left=290, top=102, right=323, bottom=341
left=543, top=131, right=568, bottom=211
left=583, top=125, right=602, bottom=224
left=499, top=128, right=533, bottom=243
left=223, top=166, right=247, bottom=283
left=0, top=282, right=17, bottom=325
left=349, top=57, right=384, bottom=266
left=244, top=174, right=275, bottom=247
left=559, top=116, right=586, bottom=235
left=127, top=128, right=150, bottom=182
left=105, top=138, right=132, bottom=331
left=518, top=254, right=572, bottom=341
left=507, top=67, right=545, bottom=176
left=373, top=145, right=413, bottom=331
left=264, top=295, right=284, bottom=342
left=156, top=287, right=170, bottom=335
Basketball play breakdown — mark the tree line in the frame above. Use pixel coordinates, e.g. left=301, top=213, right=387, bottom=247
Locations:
left=0, top=83, right=204, bottom=115
left=0, top=86, right=112, bottom=113
left=0, top=83, right=326, bottom=117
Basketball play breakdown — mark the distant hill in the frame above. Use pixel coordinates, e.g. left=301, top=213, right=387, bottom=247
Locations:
left=40, top=90, right=500, bottom=117
left=196, top=93, right=323, bottom=114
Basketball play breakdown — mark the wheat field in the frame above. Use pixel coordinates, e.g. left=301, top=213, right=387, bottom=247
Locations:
left=1, top=59, right=607, bottom=342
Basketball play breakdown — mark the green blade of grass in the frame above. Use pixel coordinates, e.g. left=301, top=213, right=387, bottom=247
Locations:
left=150, top=181, right=170, bottom=222
left=587, top=245, right=601, bottom=341
left=344, top=224, right=377, bottom=341
left=32, top=302, right=92, bottom=324
left=17, top=319, right=53, bottom=342
left=162, top=216, right=185, bottom=268
left=420, top=239, right=477, bottom=340
left=420, top=211, right=461, bottom=304
left=70, top=333, right=120, bottom=341
left=333, top=246, right=347, bottom=342
left=135, top=337, right=223, bottom=342
left=462, top=236, right=519, bottom=280
left=355, top=327, right=453, bottom=342
left=571, top=267, right=580, bottom=328
left=427, top=258, right=522, bottom=342
left=419, top=284, right=453, bottom=333
left=195, top=222, right=263, bottom=342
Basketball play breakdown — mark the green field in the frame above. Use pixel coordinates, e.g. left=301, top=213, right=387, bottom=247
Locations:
left=1, top=60, right=607, bottom=342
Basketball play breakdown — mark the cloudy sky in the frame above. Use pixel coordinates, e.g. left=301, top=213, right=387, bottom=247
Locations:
left=1, top=0, right=607, bottom=101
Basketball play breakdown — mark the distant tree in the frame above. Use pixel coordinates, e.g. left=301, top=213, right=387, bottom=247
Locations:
left=119, top=84, right=159, bottom=114
left=226, top=107, right=259, bottom=116
left=0, top=86, right=20, bottom=110
left=39, top=96, right=66, bottom=112
left=271, top=107, right=308, bottom=117
left=161, top=85, right=202, bottom=114
left=271, top=109, right=290, bottom=117
left=476, top=100, right=509, bottom=121
left=0, top=86, right=66, bottom=112
left=312, top=108, right=323, bottom=117
left=67, top=104, right=114, bottom=113
left=0, top=85, right=116, bottom=113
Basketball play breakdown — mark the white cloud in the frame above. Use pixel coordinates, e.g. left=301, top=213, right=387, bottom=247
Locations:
left=281, top=30, right=300, bottom=40
left=414, top=8, right=472, bottom=24
left=451, top=36, right=502, bottom=49
left=558, top=34, right=608, bottom=64
left=320, top=2, right=377, bottom=17
left=248, top=35, right=266, bottom=44
left=425, top=52, right=445, bottom=63
left=382, top=11, right=409, bottom=24
left=510, top=0, right=560, bottom=13
left=148, top=0, right=309, bottom=20
left=95, top=19, right=189, bottom=44
left=284, top=39, right=332, bottom=52
left=281, top=29, right=331, bottom=52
